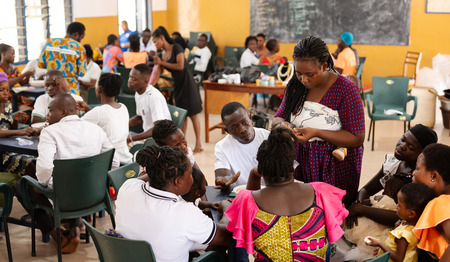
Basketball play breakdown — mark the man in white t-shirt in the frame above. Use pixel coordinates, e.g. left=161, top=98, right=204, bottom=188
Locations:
left=127, top=63, right=170, bottom=142
left=191, top=34, right=211, bottom=73
left=139, top=28, right=156, bottom=58
left=32, top=70, right=83, bottom=124
left=215, top=102, right=269, bottom=188
left=78, top=44, right=101, bottom=101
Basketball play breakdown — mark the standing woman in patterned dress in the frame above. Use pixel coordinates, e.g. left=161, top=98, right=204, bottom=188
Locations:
left=272, top=36, right=365, bottom=206
left=150, top=26, right=203, bottom=153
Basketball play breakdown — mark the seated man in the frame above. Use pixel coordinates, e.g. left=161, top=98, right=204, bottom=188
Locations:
left=32, top=70, right=83, bottom=124
left=335, top=32, right=357, bottom=75
left=15, top=94, right=118, bottom=254
left=127, top=64, right=171, bottom=142
left=215, top=102, right=269, bottom=189
left=190, top=34, right=212, bottom=80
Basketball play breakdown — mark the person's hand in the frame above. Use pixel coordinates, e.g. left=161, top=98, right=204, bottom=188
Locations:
left=209, top=201, right=221, bottom=210
left=217, top=199, right=232, bottom=214
left=76, top=101, right=89, bottom=111
left=18, top=127, right=35, bottom=136
left=153, top=56, right=162, bottom=65
left=345, top=216, right=358, bottom=229
left=365, top=236, right=381, bottom=247
left=293, top=127, right=317, bottom=144
left=14, top=112, right=29, bottom=124
left=215, top=171, right=241, bottom=190
left=23, top=69, right=35, bottom=77
left=345, top=202, right=363, bottom=229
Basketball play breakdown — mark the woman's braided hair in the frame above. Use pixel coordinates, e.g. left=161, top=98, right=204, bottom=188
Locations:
left=282, top=36, right=337, bottom=122
left=257, top=128, right=298, bottom=184
left=136, top=145, right=188, bottom=190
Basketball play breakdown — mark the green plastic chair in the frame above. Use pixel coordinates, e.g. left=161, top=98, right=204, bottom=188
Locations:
left=356, top=57, right=367, bottom=104
left=20, top=149, right=116, bottom=262
left=129, top=143, right=144, bottom=155
left=168, top=104, right=187, bottom=128
left=87, top=87, right=101, bottom=109
left=0, top=183, right=14, bottom=262
left=367, top=77, right=417, bottom=151
left=256, top=64, right=269, bottom=74
left=83, top=219, right=156, bottom=262
left=117, top=67, right=134, bottom=95
left=214, top=46, right=245, bottom=67
left=117, top=94, right=144, bottom=134
left=144, top=137, right=158, bottom=147
left=107, top=162, right=139, bottom=193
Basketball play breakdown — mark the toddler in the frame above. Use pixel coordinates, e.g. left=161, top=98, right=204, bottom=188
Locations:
left=182, top=168, right=219, bottom=211
left=366, top=182, right=435, bottom=262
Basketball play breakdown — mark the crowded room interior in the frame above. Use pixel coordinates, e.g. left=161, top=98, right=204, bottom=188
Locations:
left=1, top=0, right=450, bottom=261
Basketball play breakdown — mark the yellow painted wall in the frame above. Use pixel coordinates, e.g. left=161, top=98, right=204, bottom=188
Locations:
left=75, top=16, right=119, bottom=48
left=153, top=0, right=450, bottom=87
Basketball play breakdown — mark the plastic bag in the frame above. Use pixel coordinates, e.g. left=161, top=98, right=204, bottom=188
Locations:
left=240, top=66, right=261, bottom=83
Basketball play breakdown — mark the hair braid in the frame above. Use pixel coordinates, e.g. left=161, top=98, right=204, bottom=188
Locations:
left=257, top=128, right=298, bottom=184
left=136, top=145, right=188, bottom=190
left=283, top=36, right=337, bottom=122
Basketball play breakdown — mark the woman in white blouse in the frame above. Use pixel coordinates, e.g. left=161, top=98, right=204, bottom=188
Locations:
left=77, top=73, right=133, bottom=164
left=240, top=36, right=259, bottom=68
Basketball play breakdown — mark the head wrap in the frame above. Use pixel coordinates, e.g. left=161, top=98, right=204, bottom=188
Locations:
left=409, top=124, right=438, bottom=149
left=340, top=32, right=354, bottom=46
left=0, top=72, right=8, bottom=83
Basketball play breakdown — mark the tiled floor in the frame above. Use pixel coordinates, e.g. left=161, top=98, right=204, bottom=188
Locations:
left=1, top=92, right=448, bottom=261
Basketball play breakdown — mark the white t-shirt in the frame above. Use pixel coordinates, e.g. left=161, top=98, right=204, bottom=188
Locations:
left=193, top=46, right=211, bottom=72
left=139, top=38, right=157, bottom=53
left=135, top=85, right=171, bottom=131
left=32, top=93, right=83, bottom=120
left=240, top=48, right=259, bottom=68
left=82, top=103, right=133, bottom=164
left=215, top=127, right=270, bottom=185
left=21, top=59, right=47, bottom=80
left=116, top=179, right=216, bottom=262
left=78, top=60, right=101, bottom=82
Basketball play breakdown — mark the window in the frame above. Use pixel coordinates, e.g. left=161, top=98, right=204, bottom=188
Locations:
left=0, top=0, right=73, bottom=63
left=118, top=0, right=150, bottom=35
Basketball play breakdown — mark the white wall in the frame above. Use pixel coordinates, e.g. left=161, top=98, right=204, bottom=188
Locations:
left=73, top=0, right=118, bottom=18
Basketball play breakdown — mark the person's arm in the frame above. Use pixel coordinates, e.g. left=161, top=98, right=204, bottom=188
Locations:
left=32, top=115, right=46, bottom=124
left=129, top=127, right=153, bottom=142
left=358, top=167, right=385, bottom=202
left=0, top=127, right=34, bottom=138
left=214, top=169, right=240, bottom=190
left=348, top=203, right=399, bottom=227
left=209, top=200, right=233, bottom=246
left=8, top=70, right=33, bottom=87
left=246, top=167, right=262, bottom=190
left=294, top=128, right=365, bottom=148
left=155, top=52, right=185, bottom=71
left=79, top=78, right=97, bottom=88
left=149, top=64, right=162, bottom=86
left=77, top=101, right=93, bottom=113
left=129, top=115, right=143, bottom=128
left=366, top=236, right=408, bottom=262
left=438, top=219, right=450, bottom=262
left=35, top=129, right=57, bottom=186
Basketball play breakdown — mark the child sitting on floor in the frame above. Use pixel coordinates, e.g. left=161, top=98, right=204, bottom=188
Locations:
left=182, top=168, right=219, bottom=212
left=366, top=182, right=435, bottom=262
left=412, top=143, right=450, bottom=261
left=344, top=175, right=410, bottom=261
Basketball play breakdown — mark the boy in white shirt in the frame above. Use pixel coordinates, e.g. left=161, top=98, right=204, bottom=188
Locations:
left=127, top=63, right=171, bottom=142
left=32, top=70, right=83, bottom=124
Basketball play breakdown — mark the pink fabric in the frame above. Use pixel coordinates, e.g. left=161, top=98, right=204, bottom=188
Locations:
left=225, top=182, right=348, bottom=254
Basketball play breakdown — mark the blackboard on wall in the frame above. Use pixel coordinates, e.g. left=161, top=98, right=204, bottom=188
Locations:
left=250, top=0, right=411, bottom=46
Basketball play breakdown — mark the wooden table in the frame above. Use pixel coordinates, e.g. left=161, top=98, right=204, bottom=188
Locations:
left=203, top=80, right=285, bottom=142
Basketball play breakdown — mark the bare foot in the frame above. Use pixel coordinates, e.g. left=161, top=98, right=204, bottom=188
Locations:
left=193, top=146, right=203, bottom=154
left=61, top=236, right=80, bottom=254
left=61, top=235, right=70, bottom=248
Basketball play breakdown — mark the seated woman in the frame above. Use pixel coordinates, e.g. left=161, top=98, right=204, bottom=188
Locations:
left=226, top=128, right=348, bottom=261
left=260, top=39, right=286, bottom=65
left=115, top=145, right=231, bottom=262
left=240, top=36, right=259, bottom=68
left=78, top=73, right=133, bottom=164
left=347, top=124, right=437, bottom=228
left=123, top=34, right=148, bottom=69
left=0, top=72, right=35, bottom=177
left=0, top=44, right=34, bottom=87
left=102, top=34, right=124, bottom=73
left=412, top=143, right=450, bottom=261
left=152, top=119, right=199, bottom=169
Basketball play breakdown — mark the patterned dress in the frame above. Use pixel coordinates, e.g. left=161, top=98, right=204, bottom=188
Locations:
left=274, top=75, right=365, bottom=206
left=225, top=182, right=348, bottom=262
left=102, top=45, right=124, bottom=73
left=0, top=102, right=13, bottom=130
left=38, top=37, right=87, bottom=95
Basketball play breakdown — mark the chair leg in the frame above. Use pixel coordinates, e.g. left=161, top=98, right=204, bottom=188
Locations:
left=404, top=121, right=406, bottom=133
left=56, top=227, right=62, bottom=262
left=408, top=121, right=411, bottom=129
left=367, top=120, right=373, bottom=141
left=31, top=210, right=36, bottom=257
left=4, top=218, right=12, bottom=262
left=110, top=214, right=116, bottom=229
left=371, top=122, right=376, bottom=151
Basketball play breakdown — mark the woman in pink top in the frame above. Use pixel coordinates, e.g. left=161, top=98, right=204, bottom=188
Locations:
left=225, top=128, right=348, bottom=261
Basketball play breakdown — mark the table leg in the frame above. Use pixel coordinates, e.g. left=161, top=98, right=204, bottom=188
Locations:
left=11, top=92, right=18, bottom=112
left=205, top=88, right=209, bottom=143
